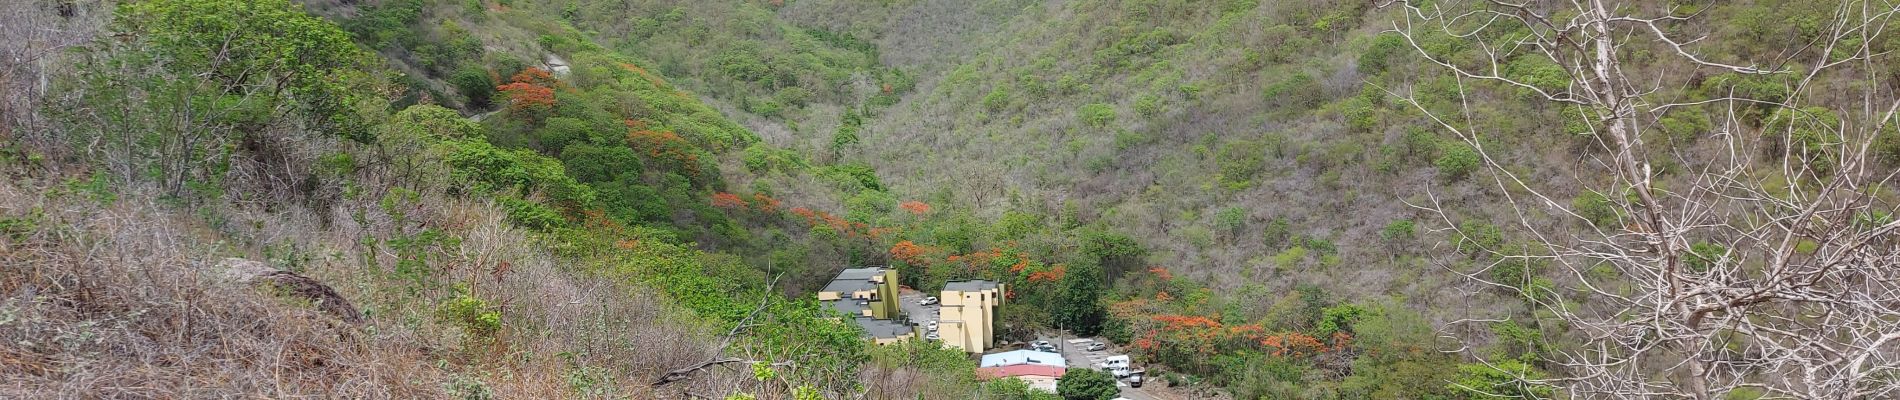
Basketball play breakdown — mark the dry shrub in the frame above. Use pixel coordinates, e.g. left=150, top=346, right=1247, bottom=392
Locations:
left=0, top=180, right=442, bottom=398
left=0, top=165, right=740, bottom=398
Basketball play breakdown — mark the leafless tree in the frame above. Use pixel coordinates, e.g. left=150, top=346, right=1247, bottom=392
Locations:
left=0, top=0, right=104, bottom=144
left=1383, top=0, right=1900, bottom=398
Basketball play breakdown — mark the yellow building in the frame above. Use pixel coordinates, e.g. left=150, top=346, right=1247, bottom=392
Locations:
left=938, top=280, right=1005, bottom=353
left=819, top=267, right=913, bottom=344
left=818, top=267, right=899, bottom=319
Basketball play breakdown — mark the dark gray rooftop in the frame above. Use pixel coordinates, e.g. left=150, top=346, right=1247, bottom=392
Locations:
left=821, top=278, right=879, bottom=295
left=821, top=267, right=886, bottom=294
left=834, top=267, right=884, bottom=281
left=854, top=317, right=913, bottom=338
left=825, top=299, right=869, bottom=316
left=943, top=280, right=1000, bottom=292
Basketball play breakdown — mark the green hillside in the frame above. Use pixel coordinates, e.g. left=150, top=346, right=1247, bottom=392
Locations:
left=4, top=0, right=1898, bottom=399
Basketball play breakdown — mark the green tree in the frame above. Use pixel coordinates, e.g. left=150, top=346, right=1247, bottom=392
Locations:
left=70, top=0, right=367, bottom=198
left=450, top=65, right=497, bottom=108
left=1053, top=262, right=1108, bottom=336
left=1079, top=229, right=1145, bottom=280
left=1057, top=368, right=1119, bottom=400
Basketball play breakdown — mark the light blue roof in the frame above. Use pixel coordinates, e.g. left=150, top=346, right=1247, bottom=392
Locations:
left=979, top=349, right=1067, bottom=368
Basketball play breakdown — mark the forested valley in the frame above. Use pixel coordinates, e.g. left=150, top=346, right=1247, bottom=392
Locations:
left=2, top=0, right=1898, bottom=399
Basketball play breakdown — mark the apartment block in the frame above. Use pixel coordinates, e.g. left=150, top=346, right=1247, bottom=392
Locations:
left=938, top=280, right=1006, bottom=353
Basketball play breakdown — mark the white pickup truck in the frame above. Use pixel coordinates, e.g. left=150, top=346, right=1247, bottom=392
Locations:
left=1095, top=355, right=1133, bottom=377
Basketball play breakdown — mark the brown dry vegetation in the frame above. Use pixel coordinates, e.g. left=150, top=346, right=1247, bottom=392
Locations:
left=0, top=161, right=752, bottom=398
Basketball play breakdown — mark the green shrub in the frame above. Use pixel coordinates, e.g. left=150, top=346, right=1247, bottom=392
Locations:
left=559, top=144, right=641, bottom=183
left=1763, top=107, right=1843, bottom=175
left=1449, top=360, right=1553, bottom=399
left=1702, top=73, right=1790, bottom=126
left=1657, top=108, right=1713, bottom=144
left=715, top=46, right=772, bottom=82
left=1359, top=34, right=1405, bottom=75
left=1380, top=219, right=1415, bottom=241
left=1078, top=103, right=1117, bottom=128
left=1454, top=220, right=1502, bottom=256
left=1134, top=94, right=1163, bottom=117
left=1262, top=217, right=1292, bottom=249
left=438, top=288, right=502, bottom=338
left=983, top=86, right=1011, bottom=111
left=1215, top=206, right=1248, bottom=233
left=534, top=117, right=593, bottom=152
left=1273, top=246, right=1308, bottom=269
left=1263, top=72, right=1321, bottom=110
left=498, top=195, right=566, bottom=229
left=1317, top=303, right=1367, bottom=336
left=1342, top=97, right=1377, bottom=133
left=1686, top=242, right=1729, bottom=273
left=1217, top=139, right=1268, bottom=189
left=1874, top=127, right=1900, bottom=166
left=773, top=86, right=812, bottom=108
left=817, top=162, right=882, bottom=192
left=1434, top=142, right=1480, bottom=180
left=1572, top=191, right=1619, bottom=227
left=991, top=211, right=1043, bottom=241
left=1503, top=56, right=1570, bottom=93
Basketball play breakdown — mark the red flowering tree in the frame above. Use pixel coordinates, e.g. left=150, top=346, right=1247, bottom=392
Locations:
left=1026, top=264, right=1067, bottom=284
left=496, top=67, right=557, bottom=119
left=889, top=240, right=931, bottom=266
left=899, top=200, right=931, bottom=215
left=710, top=192, right=747, bottom=209
left=750, top=193, right=781, bottom=213
left=625, top=122, right=701, bottom=176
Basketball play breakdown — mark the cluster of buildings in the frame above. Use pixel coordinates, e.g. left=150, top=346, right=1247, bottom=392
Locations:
left=817, top=267, right=910, bottom=344
left=816, top=267, right=1004, bottom=352
left=818, top=267, right=1133, bottom=395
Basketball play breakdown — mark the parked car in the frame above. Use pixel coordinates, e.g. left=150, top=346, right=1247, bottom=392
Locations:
left=1086, top=342, right=1108, bottom=351
left=919, top=296, right=939, bottom=305
left=925, top=321, right=938, bottom=331
left=1032, top=340, right=1051, bottom=348
left=925, top=332, right=941, bottom=341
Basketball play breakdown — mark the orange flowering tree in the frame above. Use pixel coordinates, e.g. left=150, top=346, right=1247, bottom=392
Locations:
left=899, top=200, right=931, bottom=215
left=888, top=240, right=933, bottom=266
left=750, top=193, right=781, bottom=213
left=710, top=192, right=748, bottom=209
left=625, top=120, right=702, bottom=178
left=496, top=67, right=557, bottom=119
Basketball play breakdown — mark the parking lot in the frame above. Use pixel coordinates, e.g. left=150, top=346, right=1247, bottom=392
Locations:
left=1039, top=335, right=1162, bottom=400
left=897, top=289, right=939, bottom=339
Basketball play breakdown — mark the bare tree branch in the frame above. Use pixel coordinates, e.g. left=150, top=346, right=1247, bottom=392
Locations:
left=1384, top=0, right=1900, bottom=398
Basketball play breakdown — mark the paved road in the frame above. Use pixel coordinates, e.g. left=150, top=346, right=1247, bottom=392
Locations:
left=1039, top=334, right=1161, bottom=400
